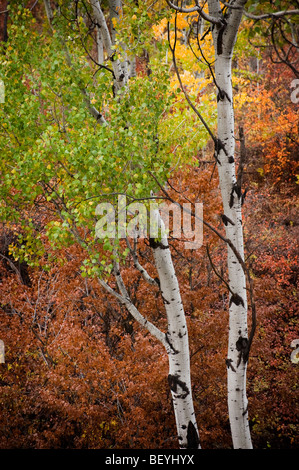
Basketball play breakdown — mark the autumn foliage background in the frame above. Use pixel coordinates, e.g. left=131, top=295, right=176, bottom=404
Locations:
left=0, top=1, right=298, bottom=449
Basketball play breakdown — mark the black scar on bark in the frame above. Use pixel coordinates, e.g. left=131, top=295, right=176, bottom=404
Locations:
left=216, top=19, right=227, bottom=56
left=236, top=336, right=249, bottom=366
left=214, top=137, right=227, bottom=164
left=229, top=293, right=244, bottom=308
left=221, top=214, right=235, bottom=226
left=165, top=333, right=179, bottom=354
left=217, top=89, right=231, bottom=103
left=161, top=293, right=170, bottom=305
left=149, top=238, right=169, bottom=250
left=225, top=358, right=236, bottom=372
left=167, top=374, right=189, bottom=399
left=187, top=421, right=200, bottom=449
left=229, top=183, right=242, bottom=208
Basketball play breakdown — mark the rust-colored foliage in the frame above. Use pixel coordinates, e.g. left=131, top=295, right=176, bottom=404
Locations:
left=237, top=59, right=299, bottom=190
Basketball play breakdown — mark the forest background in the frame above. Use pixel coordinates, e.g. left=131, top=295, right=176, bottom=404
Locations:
left=0, top=0, right=298, bottom=449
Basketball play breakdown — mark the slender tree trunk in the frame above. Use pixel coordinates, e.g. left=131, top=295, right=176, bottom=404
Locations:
left=150, top=209, right=200, bottom=449
left=215, top=54, right=252, bottom=449
left=90, top=0, right=127, bottom=93
left=208, top=0, right=253, bottom=448
left=96, top=26, right=104, bottom=65
left=98, top=208, right=200, bottom=447
left=108, top=0, right=136, bottom=81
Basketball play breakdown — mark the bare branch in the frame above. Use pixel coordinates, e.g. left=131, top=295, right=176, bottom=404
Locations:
left=97, top=276, right=167, bottom=347
left=166, top=0, right=223, bottom=25
left=43, top=0, right=108, bottom=125
left=0, top=252, right=24, bottom=284
left=125, top=237, right=159, bottom=287
left=220, top=1, right=299, bottom=19
left=244, top=9, right=299, bottom=20
left=167, top=18, right=217, bottom=144
left=206, top=244, right=232, bottom=293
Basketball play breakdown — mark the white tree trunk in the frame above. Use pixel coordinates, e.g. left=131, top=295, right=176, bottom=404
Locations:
left=208, top=0, right=253, bottom=449
left=150, top=209, right=200, bottom=449
left=96, top=26, right=104, bottom=65
left=215, top=55, right=252, bottom=449
left=98, top=209, right=200, bottom=448
left=108, top=0, right=136, bottom=80
left=90, top=0, right=127, bottom=93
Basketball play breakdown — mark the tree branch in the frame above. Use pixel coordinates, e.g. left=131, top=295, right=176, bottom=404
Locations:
left=125, top=237, right=160, bottom=287
left=220, top=1, right=299, bottom=20
left=90, top=0, right=127, bottom=92
left=167, top=0, right=223, bottom=25
left=244, top=9, right=299, bottom=20
left=167, top=18, right=218, bottom=147
left=90, top=0, right=114, bottom=58
left=43, top=0, right=108, bottom=125
left=97, top=276, right=167, bottom=348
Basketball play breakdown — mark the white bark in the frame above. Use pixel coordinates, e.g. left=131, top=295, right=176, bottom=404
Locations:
left=108, top=0, right=136, bottom=81
left=207, top=0, right=253, bottom=449
left=96, top=26, right=104, bottom=65
left=215, top=55, right=252, bottom=448
left=108, top=0, right=129, bottom=83
left=97, top=208, right=200, bottom=448
left=150, top=209, right=200, bottom=449
left=90, top=0, right=127, bottom=92
left=89, top=0, right=198, bottom=447
left=97, top=277, right=167, bottom=347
